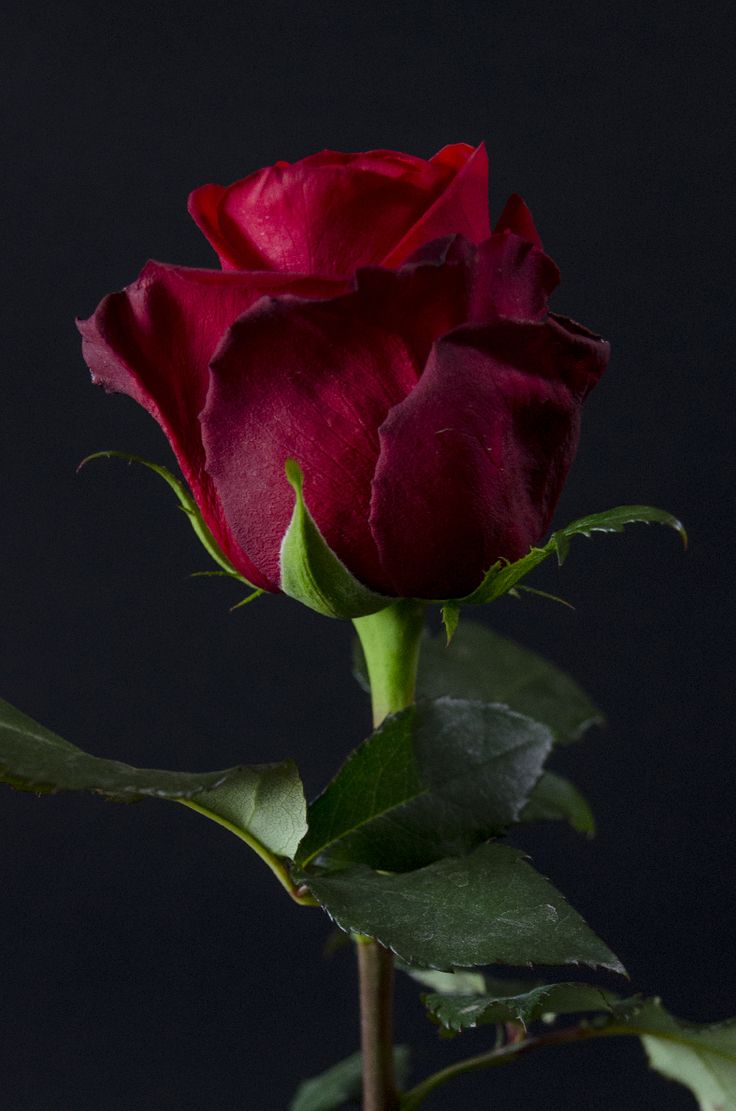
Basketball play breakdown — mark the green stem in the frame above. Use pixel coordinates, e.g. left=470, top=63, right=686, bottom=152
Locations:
left=399, top=1021, right=652, bottom=1110
left=353, top=600, right=426, bottom=728
left=352, top=600, right=426, bottom=1110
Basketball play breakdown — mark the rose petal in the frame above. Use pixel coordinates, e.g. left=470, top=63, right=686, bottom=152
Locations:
left=400, top=229, right=558, bottom=325
left=494, top=193, right=543, bottom=248
left=78, top=262, right=341, bottom=588
left=370, top=318, right=609, bottom=599
left=381, top=143, right=491, bottom=266
left=202, top=245, right=477, bottom=592
left=188, top=144, right=487, bottom=276
left=470, top=232, right=559, bottom=321
left=187, top=184, right=265, bottom=271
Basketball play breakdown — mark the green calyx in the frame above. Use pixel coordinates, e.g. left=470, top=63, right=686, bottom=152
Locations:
left=279, top=463, right=686, bottom=629
left=279, top=459, right=392, bottom=620
left=81, top=456, right=686, bottom=628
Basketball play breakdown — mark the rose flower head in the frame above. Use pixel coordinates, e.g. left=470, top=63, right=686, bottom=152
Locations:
left=78, top=143, right=608, bottom=616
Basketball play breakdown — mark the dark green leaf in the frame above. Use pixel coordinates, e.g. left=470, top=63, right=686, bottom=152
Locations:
left=414, top=622, right=603, bottom=746
left=425, top=981, right=620, bottom=1033
left=0, top=697, right=307, bottom=861
left=461, top=506, right=686, bottom=606
left=280, top=460, right=391, bottom=619
left=297, top=699, right=553, bottom=872
left=290, top=1047, right=411, bottom=1111
left=521, top=772, right=596, bottom=835
left=298, top=842, right=624, bottom=973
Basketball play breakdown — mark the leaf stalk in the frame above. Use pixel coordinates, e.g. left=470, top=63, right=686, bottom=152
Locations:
left=398, top=1019, right=660, bottom=1109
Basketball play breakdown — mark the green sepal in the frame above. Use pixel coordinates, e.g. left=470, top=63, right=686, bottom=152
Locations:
left=458, top=505, right=687, bottom=606
left=440, top=602, right=461, bottom=644
left=279, top=460, right=392, bottom=619
left=79, top=451, right=262, bottom=599
left=0, top=696, right=307, bottom=889
left=290, top=1047, right=411, bottom=1111
left=511, top=583, right=575, bottom=609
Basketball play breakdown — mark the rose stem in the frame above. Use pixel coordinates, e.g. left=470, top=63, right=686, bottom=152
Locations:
left=356, top=937, right=398, bottom=1111
left=351, top=600, right=426, bottom=1111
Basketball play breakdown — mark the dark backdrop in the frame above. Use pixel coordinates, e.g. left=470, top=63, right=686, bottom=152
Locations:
left=1, top=2, right=734, bottom=1108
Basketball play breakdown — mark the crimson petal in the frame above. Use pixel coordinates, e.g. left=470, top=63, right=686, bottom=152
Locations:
left=188, top=144, right=488, bottom=277
left=470, top=232, right=559, bottom=321
left=370, top=317, right=610, bottom=599
left=381, top=143, right=491, bottom=267
left=78, top=262, right=341, bottom=588
left=187, top=184, right=266, bottom=271
left=494, top=193, right=544, bottom=248
left=202, top=246, right=478, bottom=593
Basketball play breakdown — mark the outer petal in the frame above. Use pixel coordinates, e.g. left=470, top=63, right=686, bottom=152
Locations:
left=398, top=229, right=558, bottom=326
left=77, top=262, right=341, bottom=588
left=187, top=144, right=488, bottom=276
left=370, top=317, right=610, bottom=599
left=202, top=244, right=477, bottom=593
left=470, top=232, right=559, bottom=321
left=494, top=193, right=544, bottom=248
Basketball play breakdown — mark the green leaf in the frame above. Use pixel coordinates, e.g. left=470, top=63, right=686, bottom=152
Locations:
left=576, top=999, right=736, bottom=1110
left=402, top=998, right=736, bottom=1111
left=632, top=1000, right=736, bottom=1110
left=424, top=981, right=621, bottom=1033
left=290, top=1047, right=411, bottom=1111
left=177, top=761, right=307, bottom=861
left=298, top=842, right=624, bottom=973
left=0, top=696, right=307, bottom=869
left=297, top=698, right=553, bottom=872
left=521, top=771, right=596, bottom=835
left=397, top=962, right=487, bottom=995
left=279, top=460, right=391, bottom=619
left=80, top=451, right=259, bottom=591
left=461, top=505, right=687, bottom=605
left=411, top=622, right=603, bottom=746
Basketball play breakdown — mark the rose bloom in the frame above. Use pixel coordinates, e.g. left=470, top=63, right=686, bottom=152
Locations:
left=78, top=143, right=608, bottom=602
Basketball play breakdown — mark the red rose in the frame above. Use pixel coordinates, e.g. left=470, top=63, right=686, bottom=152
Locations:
left=78, top=143, right=608, bottom=606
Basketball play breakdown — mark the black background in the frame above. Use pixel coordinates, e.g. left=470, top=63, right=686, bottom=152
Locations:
left=2, top=1, right=734, bottom=1108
